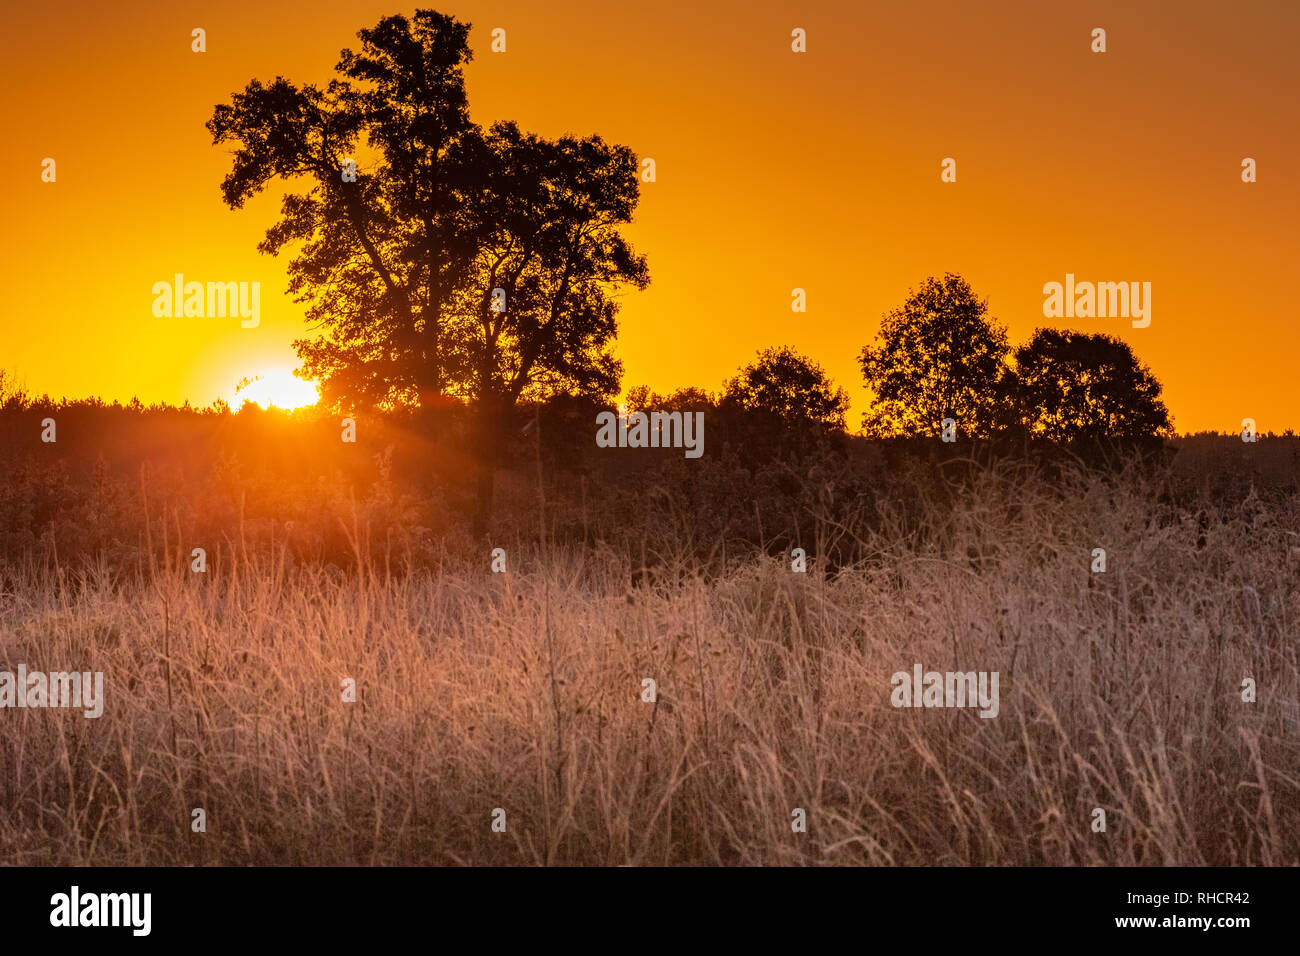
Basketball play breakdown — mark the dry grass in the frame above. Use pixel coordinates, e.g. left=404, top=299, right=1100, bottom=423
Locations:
left=0, top=461, right=1296, bottom=865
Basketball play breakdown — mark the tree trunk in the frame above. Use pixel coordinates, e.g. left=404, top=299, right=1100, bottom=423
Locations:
left=472, top=395, right=502, bottom=537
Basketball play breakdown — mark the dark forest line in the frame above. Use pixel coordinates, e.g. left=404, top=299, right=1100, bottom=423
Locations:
left=1, top=384, right=1296, bottom=576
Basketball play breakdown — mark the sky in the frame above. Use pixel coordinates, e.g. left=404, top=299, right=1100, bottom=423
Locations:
left=4, top=0, right=1297, bottom=431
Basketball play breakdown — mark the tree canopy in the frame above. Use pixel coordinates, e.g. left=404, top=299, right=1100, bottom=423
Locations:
left=858, top=274, right=1010, bottom=438
left=859, top=275, right=1173, bottom=443
left=722, top=346, right=849, bottom=432
left=208, top=9, right=648, bottom=418
left=1012, top=328, right=1173, bottom=441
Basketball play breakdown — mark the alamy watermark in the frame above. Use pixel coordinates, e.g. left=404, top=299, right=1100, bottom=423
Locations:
left=50, top=886, right=150, bottom=936
left=0, top=666, right=104, bottom=718
left=596, top=408, right=704, bottom=458
left=890, top=664, right=999, bottom=718
left=152, top=274, right=260, bottom=328
left=1042, top=274, right=1150, bottom=328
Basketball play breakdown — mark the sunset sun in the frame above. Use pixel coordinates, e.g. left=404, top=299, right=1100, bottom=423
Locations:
left=235, top=369, right=319, bottom=410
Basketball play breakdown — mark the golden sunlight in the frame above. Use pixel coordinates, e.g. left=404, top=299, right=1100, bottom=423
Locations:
left=235, top=370, right=320, bottom=410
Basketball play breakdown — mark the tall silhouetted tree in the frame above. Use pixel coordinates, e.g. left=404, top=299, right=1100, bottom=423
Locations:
left=858, top=274, right=1009, bottom=438
left=454, top=122, right=647, bottom=520
left=207, top=10, right=647, bottom=527
left=1013, top=329, right=1172, bottom=441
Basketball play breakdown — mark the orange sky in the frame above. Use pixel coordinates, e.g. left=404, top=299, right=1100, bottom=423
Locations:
left=4, top=0, right=1297, bottom=431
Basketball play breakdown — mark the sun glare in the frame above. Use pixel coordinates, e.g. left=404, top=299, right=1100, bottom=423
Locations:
left=236, top=370, right=320, bottom=410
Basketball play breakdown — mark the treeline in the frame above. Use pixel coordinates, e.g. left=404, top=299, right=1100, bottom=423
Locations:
left=1, top=370, right=1296, bottom=576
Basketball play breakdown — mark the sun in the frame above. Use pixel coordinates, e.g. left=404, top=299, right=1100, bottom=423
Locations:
left=235, top=369, right=320, bottom=410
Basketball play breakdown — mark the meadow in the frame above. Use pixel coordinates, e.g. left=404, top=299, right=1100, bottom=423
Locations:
left=1, top=405, right=1296, bottom=865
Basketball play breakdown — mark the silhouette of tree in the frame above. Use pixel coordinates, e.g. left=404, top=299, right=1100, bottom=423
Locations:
left=0, top=370, right=28, bottom=410
left=207, top=10, right=647, bottom=526
left=713, top=347, right=847, bottom=462
left=858, top=274, right=1009, bottom=438
left=1013, top=329, right=1172, bottom=441
left=626, top=384, right=716, bottom=414
left=722, top=346, right=848, bottom=431
left=453, top=122, right=648, bottom=519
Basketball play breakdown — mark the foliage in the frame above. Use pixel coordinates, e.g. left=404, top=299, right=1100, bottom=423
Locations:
left=859, top=274, right=1010, bottom=438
